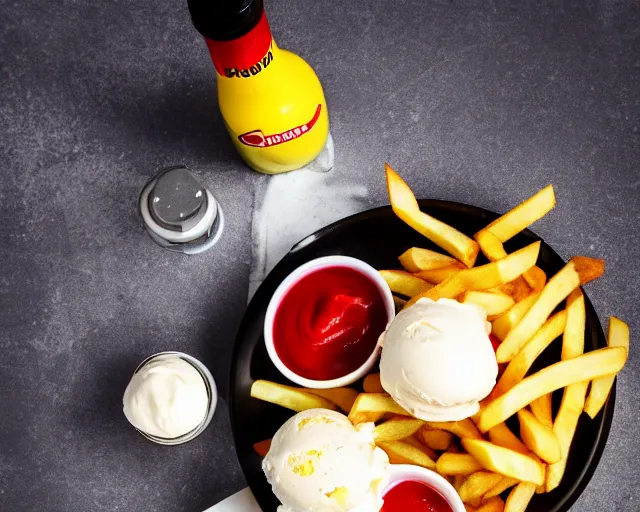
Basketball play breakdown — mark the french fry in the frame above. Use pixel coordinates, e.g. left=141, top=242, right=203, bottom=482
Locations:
left=462, top=291, right=515, bottom=318
left=484, top=477, right=519, bottom=500
left=487, top=423, right=533, bottom=457
left=386, top=164, right=479, bottom=267
left=374, top=417, right=424, bottom=442
left=494, top=310, right=567, bottom=396
left=504, top=482, right=536, bottom=512
left=454, top=475, right=466, bottom=492
left=529, top=393, right=553, bottom=429
left=491, top=293, right=539, bottom=342
left=522, top=265, right=547, bottom=293
left=379, top=270, right=432, bottom=298
left=393, top=295, right=407, bottom=312
left=517, top=409, right=561, bottom=464
left=584, top=317, right=630, bottom=418
left=253, top=439, right=272, bottom=457
left=436, top=453, right=484, bottom=475
left=462, top=439, right=545, bottom=485
left=569, top=255, right=605, bottom=286
left=478, top=185, right=556, bottom=242
left=465, top=505, right=478, bottom=512
left=377, top=440, right=436, bottom=469
left=459, top=472, right=504, bottom=507
left=418, top=428, right=454, bottom=451
left=478, top=347, right=627, bottom=432
left=496, top=262, right=580, bottom=363
left=425, top=419, right=483, bottom=440
left=398, top=247, right=461, bottom=272
left=250, top=380, right=338, bottom=412
left=415, top=265, right=464, bottom=284
left=302, top=387, right=359, bottom=413
left=403, top=435, right=438, bottom=460
left=406, top=242, right=541, bottom=307
left=546, top=289, right=588, bottom=492
left=478, top=496, right=505, bottom=512
left=348, top=393, right=409, bottom=424
left=546, top=381, right=588, bottom=492
left=475, top=229, right=542, bottom=297
left=363, top=373, right=384, bottom=393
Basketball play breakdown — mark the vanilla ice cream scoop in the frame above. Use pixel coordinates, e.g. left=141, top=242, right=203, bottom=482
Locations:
left=263, top=409, right=389, bottom=512
left=380, top=298, right=498, bottom=422
left=123, top=354, right=209, bottom=439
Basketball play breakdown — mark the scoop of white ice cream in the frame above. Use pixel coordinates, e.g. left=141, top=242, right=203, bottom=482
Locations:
left=380, top=298, right=498, bottom=422
left=123, top=355, right=208, bottom=438
left=263, top=409, right=389, bottom=512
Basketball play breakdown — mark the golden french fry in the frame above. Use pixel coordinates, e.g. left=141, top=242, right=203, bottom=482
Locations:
left=398, top=247, right=461, bottom=272
left=436, top=453, right=484, bottom=476
left=348, top=393, right=409, bottom=424
left=569, top=255, right=605, bottom=286
left=415, top=265, right=464, bottom=284
left=253, top=439, right=272, bottom=457
left=302, top=387, right=359, bottom=413
left=479, top=185, right=556, bottom=242
left=545, top=289, right=588, bottom=492
left=462, top=439, right=545, bottom=486
left=250, top=380, right=338, bottom=412
left=418, top=428, right=454, bottom=451
left=465, top=505, right=478, bottom=512
left=496, top=262, right=580, bottom=363
left=425, top=418, right=483, bottom=440
left=377, top=440, right=436, bottom=470
left=491, top=293, right=539, bottom=342
left=523, top=265, right=547, bottom=293
left=454, top=475, right=466, bottom=492
left=484, top=477, right=519, bottom=500
left=462, top=291, right=515, bottom=318
left=478, top=347, right=627, bottom=432
left=386, top=164, right=479, bottom=267
left=363, top=373, right=384, bottom=393
left=494, top=310, right=567, bottom=396
left=477, top=496, right=505, bottom=512
left=546, top=381, right=588, bottom=492
left=374, top=417, right=424, bottom=442
left=529, top=393, right=553, bottom=429
left=584, top=317, right=630, bottom=418
left=475, top=229, right=542, bottom=296
left=406, top=242, right=541, bottom=307
left=504, top=482, right=536, bottom=512
left=379, top=270, right=433, bottom=298
left=459, top=472, right=504, bottom=507
left=403, top=435, right=438, bottom=460
left=517, top=409, right=561, bottom=464
left=487, top=423, right=533, bottom=457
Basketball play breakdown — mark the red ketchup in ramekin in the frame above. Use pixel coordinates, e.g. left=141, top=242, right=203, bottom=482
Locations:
left=381, top=480, right=455, bottom=512
left=273, top=266, right=388, bottom=381
left=264, top=256, right=395, bottom=388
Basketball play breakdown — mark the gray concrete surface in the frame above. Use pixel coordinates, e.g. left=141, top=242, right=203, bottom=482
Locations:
left=1, top=0, right=639, bottom=511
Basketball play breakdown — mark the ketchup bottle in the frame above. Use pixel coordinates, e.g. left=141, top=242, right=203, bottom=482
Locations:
left=187, top=0, right=331, bottom=174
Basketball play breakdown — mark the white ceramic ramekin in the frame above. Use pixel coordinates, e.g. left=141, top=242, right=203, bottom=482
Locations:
left=384, top=464, right=466, bottom=512
left=264, top=256, right=395, bottom=389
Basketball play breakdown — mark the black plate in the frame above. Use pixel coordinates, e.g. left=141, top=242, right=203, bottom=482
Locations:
left=230, top=200, right=614, bottom=512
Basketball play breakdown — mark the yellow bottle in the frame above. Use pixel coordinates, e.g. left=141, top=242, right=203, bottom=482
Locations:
left=188, top=0, right=330, bottom=174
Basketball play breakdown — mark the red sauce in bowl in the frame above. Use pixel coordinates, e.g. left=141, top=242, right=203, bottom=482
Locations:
left=381, top=481, right=455, bottom=512
left=272, top=266, right=388, bottom=381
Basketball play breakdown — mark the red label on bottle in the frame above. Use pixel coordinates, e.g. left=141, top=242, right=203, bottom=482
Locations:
left=205, top=11, right=273, bottom=76
left=238, top=104, right=322, bottom=147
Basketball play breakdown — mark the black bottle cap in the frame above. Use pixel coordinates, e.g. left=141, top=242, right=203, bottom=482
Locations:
left=187, top=0, right=264, bottom=41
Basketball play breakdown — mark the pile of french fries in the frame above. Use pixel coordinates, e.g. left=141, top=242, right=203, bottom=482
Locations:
left=249, top=164, right=629, bottom=512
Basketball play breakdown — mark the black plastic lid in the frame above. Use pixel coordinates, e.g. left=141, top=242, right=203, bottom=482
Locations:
left=187, top=0, right=264, bottom=41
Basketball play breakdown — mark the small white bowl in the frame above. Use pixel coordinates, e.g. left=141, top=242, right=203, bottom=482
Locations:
left=130, top=351, right=217, bottom=445
left=264, top=256, right=395, bottom=389
left=384, top=464, right=466, bottom=512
